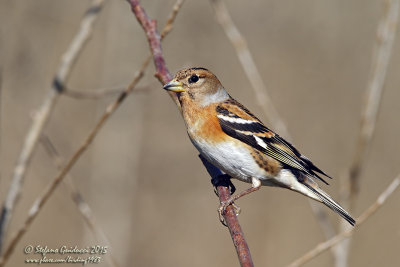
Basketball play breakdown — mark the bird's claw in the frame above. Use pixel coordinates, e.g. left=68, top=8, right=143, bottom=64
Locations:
left=218, top=201, right=241, bottom=226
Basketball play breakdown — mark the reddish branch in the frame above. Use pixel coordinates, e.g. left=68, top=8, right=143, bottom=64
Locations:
left=129, top=1, right=254, bottom=266
left=129, top=0, right=180, bottom=108
left=130, top=5, right=169, bottom=82
left=200, top=156, right=254, bottom=267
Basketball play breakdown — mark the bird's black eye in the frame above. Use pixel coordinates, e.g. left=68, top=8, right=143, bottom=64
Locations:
left=188, top=74, right=199, bottom=84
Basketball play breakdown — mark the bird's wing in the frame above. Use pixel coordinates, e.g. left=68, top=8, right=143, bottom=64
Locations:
left=216, top=99, right=331, bottom=184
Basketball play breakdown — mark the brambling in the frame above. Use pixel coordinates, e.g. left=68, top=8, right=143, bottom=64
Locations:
left=163, top=67, right=355, bottom=226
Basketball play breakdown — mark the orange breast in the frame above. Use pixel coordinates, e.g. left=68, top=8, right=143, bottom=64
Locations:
left=182, top=101, right=226, bottom=144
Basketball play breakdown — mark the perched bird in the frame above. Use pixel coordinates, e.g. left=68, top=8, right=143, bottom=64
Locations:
left=163, top=67, right=355, bottom=226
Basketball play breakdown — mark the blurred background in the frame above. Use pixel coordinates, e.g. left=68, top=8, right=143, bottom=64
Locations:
left=1, top=0, right=400, bottom=266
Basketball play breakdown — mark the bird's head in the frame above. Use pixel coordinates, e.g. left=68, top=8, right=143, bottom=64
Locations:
left=163, top=67, right=229, bottom=106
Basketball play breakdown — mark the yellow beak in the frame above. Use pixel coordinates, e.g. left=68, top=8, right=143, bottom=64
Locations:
left=163, top=80, right=185, bottom=92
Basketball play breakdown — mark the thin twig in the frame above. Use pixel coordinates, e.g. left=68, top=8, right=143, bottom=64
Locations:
left=39, top=134, right=119, bottom=267
left=129, top=0, right=181, bottom=109
left=211, top=0, right=289, bottom=137
left=210, top=0, right=337, bottom=246
left=336, top=1, right=399, bottom=266
left=0, top=65, right=145, bottom=267
left=64, top=0, right=184, bottom=102
left=63, top=85, right=150, bottom=99
left=129, top=1, right=254, bottom=266
left=160, top=0, right=185, bottom=39
left=287, top=175, right=400, bottom=267
left=0, top=1, right=183, bottom=265
left=346, top=0, right=399, bottom=204
left=0, top=0, right=106, bottom=253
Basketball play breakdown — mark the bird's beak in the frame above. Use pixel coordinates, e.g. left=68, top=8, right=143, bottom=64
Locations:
left=163, top=80, right=185, bottom=92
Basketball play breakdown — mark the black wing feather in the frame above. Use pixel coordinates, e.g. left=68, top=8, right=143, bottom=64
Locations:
left=217, top=103, right=330, bottom=185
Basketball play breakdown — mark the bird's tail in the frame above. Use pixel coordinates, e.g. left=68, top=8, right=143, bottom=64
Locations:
left=300, top=176, right=355, bottom=226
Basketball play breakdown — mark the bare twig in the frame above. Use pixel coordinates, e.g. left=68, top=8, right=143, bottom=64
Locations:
left=200, top=156, right=254, bottom=267
left=345, top=0, right=399, bottom=204
left=0, top=0, right=106, bottom=253
left=63, top=0, right=184, bottom=102
left=0, top=1, right=183, bottom=265
left=129, top=0, right=181, bottom=109
left=62, top=0, right=184, bottom=102
left=210, top=0, right=337, bottom=246
left=129, top=1, right=254, bottom=266
left=63, top=85, right=150, bottom=99
left=0, top=65, right=145, bottom=267
left=211, top=0, right=289, bottom=137
left=336, top=1, right=399, bottom=266
left=160, top=0, right=185, bottom=39
left=39, top=135, right=119, bottom=267
left=287, top=175, right=400, bottom=267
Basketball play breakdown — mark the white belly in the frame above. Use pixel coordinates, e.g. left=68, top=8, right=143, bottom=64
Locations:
left=190, top=137, right=269, bottom=183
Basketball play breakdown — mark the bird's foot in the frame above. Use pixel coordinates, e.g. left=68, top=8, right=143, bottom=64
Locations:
left=218, top=200, right=241, bottom=226
left=211, top=174, right=236, bottom=196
